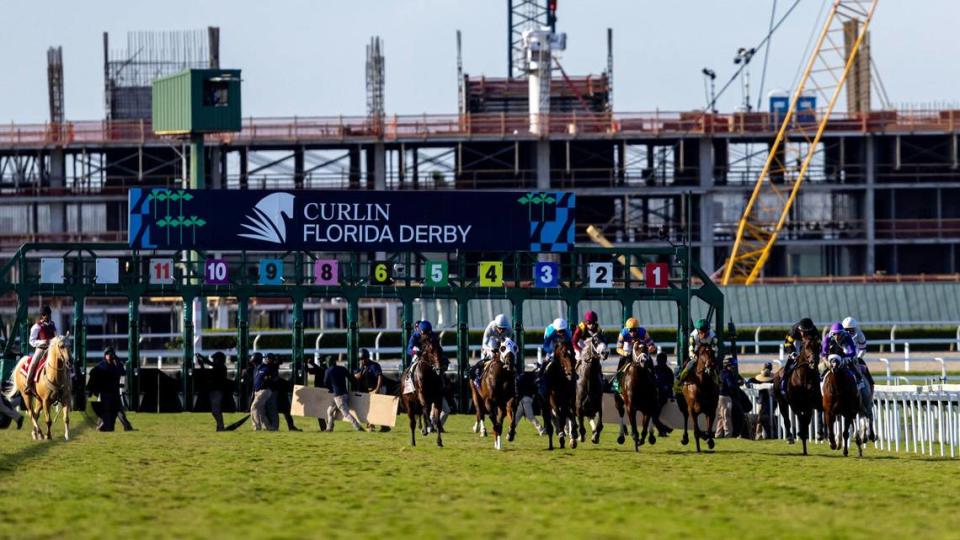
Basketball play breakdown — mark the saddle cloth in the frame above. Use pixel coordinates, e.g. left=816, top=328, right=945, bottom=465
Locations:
left=402, top=372, right=416, bottom=395
left=19, top=353, right=48, bottom=384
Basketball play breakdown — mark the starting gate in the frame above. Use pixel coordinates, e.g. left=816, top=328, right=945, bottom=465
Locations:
left=0, top=242, right=724, bottom=410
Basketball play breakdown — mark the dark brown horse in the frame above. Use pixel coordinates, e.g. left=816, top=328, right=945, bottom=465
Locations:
left=400, top=338, right=445, bottom=447
left=773, top=337, right=822, bottom=455
left=469, top=348, right=518, bottom=450
left=543, top=340, right=578, bottom=450
left=822, top=355, right=863, bottom=457
left=574, top=337, right=606, bottom=445
left=679, top=344, right=719, bottom=452
left=614, top=341, right=659, bottom=451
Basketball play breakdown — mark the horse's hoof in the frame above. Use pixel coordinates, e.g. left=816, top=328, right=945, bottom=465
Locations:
left=634, top=440, right=640, bottom=452
left=788, top=438, right=796, bottom=445
left=843, top=448, right=848, bottom=457
left=571, top=438, right=577, bottom=450
left=617, top=434, right=625, bottom=445
left=591, top=435, right=600, bottom=445
left=681, top=434, right=689, bottom=446
left=636, top=436, right=645, bottom=447
left=481, top=430, right=488, bottom=437
left=707, top=438, right=715, bottom=450
left=507, top=432, right=516, bottom=442
left=830, top=441, right=837, bottom=450
left=649, top=434, right=656, bottom=445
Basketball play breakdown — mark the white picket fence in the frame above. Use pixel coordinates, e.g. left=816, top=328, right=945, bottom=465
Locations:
left=744, top=383, right=960, bottom=459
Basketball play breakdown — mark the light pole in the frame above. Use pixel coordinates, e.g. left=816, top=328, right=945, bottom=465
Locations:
left=701, top=68, right=717, bottom=113
left=734, top=47, right=756, bottom=111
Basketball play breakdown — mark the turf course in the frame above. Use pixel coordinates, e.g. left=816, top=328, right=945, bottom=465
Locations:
left=1, top=411, right=958, bottom=540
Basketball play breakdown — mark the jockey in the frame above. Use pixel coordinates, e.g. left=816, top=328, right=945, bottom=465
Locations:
left=25, top=305, right=58, bottom=395
left=780, top=317, right=819, bottom=395
left=537, top=318, right=571, bottom=395
left=674, top=319, right=718, bottom=392
left=822, top=321, right=858, bottom=381
left=615, top=317, right=656, bottom=371
left=571, top=310, right=604, bottom=360
left=407, top=320, right=446, bottom=368
left=572, top=310, right=606, bottom=387
left=471, top=314, right=514, bottom=385
left=841, top=317, right=874, bottom=387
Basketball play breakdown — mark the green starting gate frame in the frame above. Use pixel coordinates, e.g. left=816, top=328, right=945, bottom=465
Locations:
left=0, top=242, right=724, bottom=410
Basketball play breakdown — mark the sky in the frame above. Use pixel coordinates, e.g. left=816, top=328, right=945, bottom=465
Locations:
left=1, top=0, right=958, bottom=122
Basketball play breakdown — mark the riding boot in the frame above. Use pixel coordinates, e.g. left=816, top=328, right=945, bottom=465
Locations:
left=781, top=357, right=795, bottom=396
left=673, top=360, right=692, bottom=394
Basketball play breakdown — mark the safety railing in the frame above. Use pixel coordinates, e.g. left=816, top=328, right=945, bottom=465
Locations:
left=744, top=383, right=960, bottom=458
left=4, top=109, right=960, bottom=148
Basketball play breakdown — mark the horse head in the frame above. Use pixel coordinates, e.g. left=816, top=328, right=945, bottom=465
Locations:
left=631, top=340, right=653, bottom=366
left=47, top=335, right=72, bottom=373
left=555, top=341, right=576, bottom=380
left=418, top=337, right=441, bottom=371
left=696, top=344, right=717, bottom=377
left=798, top=337, right=820, bottom=368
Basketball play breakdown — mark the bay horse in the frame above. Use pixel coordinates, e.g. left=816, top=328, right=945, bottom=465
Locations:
left=773, top=337, right=822, bottom=455
left=542, top=340, right=578, bottom=450
left=575, top=337, right=606, bottom=445
left=469, top=348, right=518, bottom=450
left=679, top=344, right=719, bottom=452
left=614, top=341, right=659, bottom=451
left=10, top=335, right=73, bottom=441
left=399, top=337, right=445, bottom=447
left=822, top=354, right=864, bottom=457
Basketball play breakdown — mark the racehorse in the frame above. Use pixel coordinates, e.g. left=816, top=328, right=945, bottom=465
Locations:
left=678, top=344, right=719, bottom=452
left=614, top=340, right=659, bottom=451
left=469, top=348, right=518, bottom=450
left=574, top=337, right=606, bottom=445
left=822, top=354, right=864, bottom=457
left=399, top=338, right=445, bottom=447
left=11, top=335, right=73, bottom=441
left=542, top=340, right=578, bottom=450
left=773, top=337, right=821, bottom=455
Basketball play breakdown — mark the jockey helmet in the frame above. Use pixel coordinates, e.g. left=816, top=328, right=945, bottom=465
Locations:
left=841, top=317, right=858, bottom=331
left=417, top=320, right=433, bottom=334
left=624, top=317, right=639, bottom=330
left=584, top=310, right=598, bottom=324
left=499, top=338, right=519, bottom=357
left=829, top=322, right=844, bottom=335
left=552, top=318, right=568, bottom=332
left=799, top=318, right=815, bottom=332
left=40, top=305, right=52, bottom=318
left=694, top=318, right=709, bottom=331
left=360, top=348, right=371, bottom=360
left=494, top=313, right=510, bottom=329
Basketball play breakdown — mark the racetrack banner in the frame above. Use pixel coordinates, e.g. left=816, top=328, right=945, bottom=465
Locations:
left=128, top=188, right=575, bottom=252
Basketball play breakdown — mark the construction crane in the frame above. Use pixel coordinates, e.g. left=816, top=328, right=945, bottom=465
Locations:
left=721, top=0, right=878, bottom=285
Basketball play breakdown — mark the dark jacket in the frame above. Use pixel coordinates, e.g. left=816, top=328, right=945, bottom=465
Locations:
left=253, top=364, right=276, bottom=392
left=324, top=365, right=351, bottom=396
left=88, top=360, right=124, bottom=399
left=719, top=368, right=738, bottom=397
left=784, top=321, right=820, bottom=355
left=305, top=358, right=328, bottom=388
left=355, top=361, right=382, bottom=392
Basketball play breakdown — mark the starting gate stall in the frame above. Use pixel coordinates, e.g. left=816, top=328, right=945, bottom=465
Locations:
left=0, top=188, right=725, bottom=412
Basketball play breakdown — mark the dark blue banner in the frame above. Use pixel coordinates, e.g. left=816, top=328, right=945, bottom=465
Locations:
left=128, top=188, right=575, bottom=252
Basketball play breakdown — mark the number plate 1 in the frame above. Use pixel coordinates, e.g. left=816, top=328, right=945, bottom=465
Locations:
left=314, top=259, right=339, bottom=285
left=587, top=262, right=613, bottom=288
left=645, top=262, right=670, bottom=288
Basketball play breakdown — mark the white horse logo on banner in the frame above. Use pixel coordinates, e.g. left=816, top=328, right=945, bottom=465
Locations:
left=239, top=193, right=295, bottom=244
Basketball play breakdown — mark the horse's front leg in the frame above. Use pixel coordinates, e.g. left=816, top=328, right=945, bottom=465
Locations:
left=614, top=395, right=627, bottom=445
left=433, top=401, right=444, bottom=448
left=42, top=400, right=53, bottom=440
left=591, top=411, right=603, bottom=445
left=62, top=400, right=70, bottom=441
left=630, top=404, right=641, bottom=452
left=492, top=404, right=504, bottom=450
left=680, top=403, right=690, bottom=446
left=506, top=396, right=517, bottom=442
left=408, top=410, right=417, bottom=447
left=705, top=409, right=717, bottom=450
left=543, top=407, right=554, bottom=450
left=690, top=411, right=702, bottom=452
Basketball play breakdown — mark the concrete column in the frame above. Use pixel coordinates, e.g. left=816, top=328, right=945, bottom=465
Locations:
left=210, top=146, right=223, bottom=189
left=698, top=137, right=716, bottom=273
left=865, top=135, right=876, bottom=275
left=372, top=142, right=387, bottom=190
left=536, top=140, right=550, bottom=190
left=49, top=149, right=66, bottom=234
left=294, top=147, right=305, bottom=190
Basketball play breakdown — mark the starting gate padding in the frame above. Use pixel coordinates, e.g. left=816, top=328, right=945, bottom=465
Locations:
left=0, top=242, right=723, bottom=411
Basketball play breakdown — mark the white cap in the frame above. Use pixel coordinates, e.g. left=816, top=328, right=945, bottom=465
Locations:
left=841, top=317, right=858, bottom=330
left=552, top=318, right=568, bottom=331
left=494, top=313, right=511, bottom=329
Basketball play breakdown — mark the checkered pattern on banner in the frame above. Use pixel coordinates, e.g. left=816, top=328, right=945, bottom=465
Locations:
left=529, top=192, right=575, bottom=252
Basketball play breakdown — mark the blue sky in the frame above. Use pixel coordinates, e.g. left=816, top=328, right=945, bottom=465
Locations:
left=1, top=1, right=957, bottom=122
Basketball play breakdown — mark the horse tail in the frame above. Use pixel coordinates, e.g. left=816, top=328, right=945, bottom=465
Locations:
left=3, top=357, right=25, bottom=399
